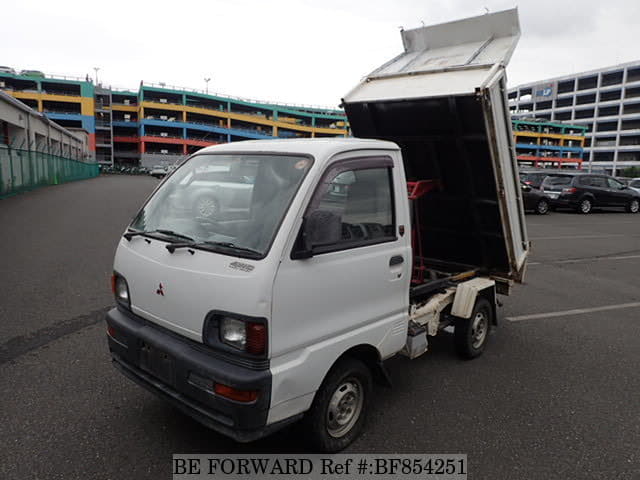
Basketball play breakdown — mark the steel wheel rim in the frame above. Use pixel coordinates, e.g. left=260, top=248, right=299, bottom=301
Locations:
left=538, top=200, right=549, bottom=214
left=581, top=200, right=591, bottom=213
left=326, top=378, right=363, bottom=438
left=471, top=311, right=488, bottom=349
left=197, top=198, right=217, bottom=218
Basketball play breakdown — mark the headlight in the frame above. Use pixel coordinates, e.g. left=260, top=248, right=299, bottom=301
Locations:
left=220, top=317, right=246, bottom=349
left=205, top=313, right=267, bottom=356
left=111, top=273, right=130, bottom=309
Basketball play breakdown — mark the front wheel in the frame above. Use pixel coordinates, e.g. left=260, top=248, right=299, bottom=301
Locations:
left=454, top=297, right=493, bottom=359
left=303, top=357, right=372, bottom=452
left=536, top=198, right=550, bottom=215
left=626, top=198, right=639, bottom=213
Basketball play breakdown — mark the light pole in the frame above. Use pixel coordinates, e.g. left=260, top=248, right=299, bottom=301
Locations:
left=93, top=67, right=100, bottom=85
left=204, top=77, right=211, bottom=94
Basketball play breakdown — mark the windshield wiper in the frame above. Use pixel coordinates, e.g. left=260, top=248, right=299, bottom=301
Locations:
left=166, top=240, right=261, bottom=257
left=205, top=241, right=262, bottom=256
left=124, top=229, right=194, bottom=242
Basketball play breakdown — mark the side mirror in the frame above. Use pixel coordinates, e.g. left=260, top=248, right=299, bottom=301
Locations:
left=521, top=184, right=532, bottom=192
left=291, top=210, right=342, bottom=260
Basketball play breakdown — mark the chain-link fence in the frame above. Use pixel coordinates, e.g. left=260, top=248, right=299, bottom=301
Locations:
left=0, top=145, right=99, bottom=198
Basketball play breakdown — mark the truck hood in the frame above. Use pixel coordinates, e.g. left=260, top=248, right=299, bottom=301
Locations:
left=113, top=237, right=275, bottom=343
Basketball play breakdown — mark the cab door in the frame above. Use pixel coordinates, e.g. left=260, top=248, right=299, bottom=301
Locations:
left=268, top=152, right=411, bottom=410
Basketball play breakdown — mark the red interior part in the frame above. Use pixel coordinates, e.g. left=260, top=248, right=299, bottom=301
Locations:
left=407, top=180, right=438, bottom=284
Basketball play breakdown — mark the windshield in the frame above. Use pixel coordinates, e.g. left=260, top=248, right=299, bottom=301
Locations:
left=130, top=153, right=312, bottom=258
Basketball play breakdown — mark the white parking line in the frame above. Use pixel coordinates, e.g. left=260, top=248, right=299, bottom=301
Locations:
left=506, top=302, right=640, bottom=322
left=528, top=254, right=640, bottom=266
left=528, top=221, right=640, bottom=226
left=530, top=234, right=640, bottom=240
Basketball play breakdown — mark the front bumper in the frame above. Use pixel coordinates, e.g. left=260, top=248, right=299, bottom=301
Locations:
left=106, top=307, right=294, bottom=442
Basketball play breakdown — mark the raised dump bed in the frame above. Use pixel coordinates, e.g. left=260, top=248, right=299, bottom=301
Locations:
left=342, top=8, right=528, bottom=293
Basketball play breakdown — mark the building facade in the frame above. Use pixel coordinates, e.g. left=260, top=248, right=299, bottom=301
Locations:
left=0, top=71, right=349, bottom=167
left=0, top=89, right=89, bottom=159
left=508, top=60, right=640, bottom=174
left=512, top=118, right=586, bottom=169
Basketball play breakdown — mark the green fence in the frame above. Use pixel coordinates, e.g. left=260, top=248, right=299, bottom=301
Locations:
left=0, top=146, right=99, bottom=198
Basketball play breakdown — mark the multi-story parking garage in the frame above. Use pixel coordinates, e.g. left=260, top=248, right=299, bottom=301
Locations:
left=0, top=71, right=349, bottom=167
left=508, top=60, right=640, bottom=174
left=512, top=118, right=586, bottom=169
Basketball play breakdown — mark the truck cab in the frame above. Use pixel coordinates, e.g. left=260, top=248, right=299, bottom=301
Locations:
left=106, top=8, right=528, bottom=452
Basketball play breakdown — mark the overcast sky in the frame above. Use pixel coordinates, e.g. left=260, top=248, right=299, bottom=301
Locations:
left=3, top=0, right=639, bottom=108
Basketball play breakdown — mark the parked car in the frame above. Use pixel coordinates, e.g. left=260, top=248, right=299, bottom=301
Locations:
left=150, top=165, right=167, bottom=178
left=171, top=167, right=254, bottom=220
left=19, top=69, right=45, bottom=78
left=627, top=178, right=640, bottom=194
left=0, top=65, right=16, bottom=74
left=521, top=182, right=551, bottom=214
left=541, top=172, right=640, bottom=213
left=519, top=168, right=571, bottom=189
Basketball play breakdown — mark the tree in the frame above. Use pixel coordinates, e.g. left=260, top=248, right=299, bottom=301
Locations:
left=619, top=166, right=640, bottom=178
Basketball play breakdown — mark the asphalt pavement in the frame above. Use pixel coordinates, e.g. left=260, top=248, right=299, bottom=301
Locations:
left=1, top=176, right=639, bottom=479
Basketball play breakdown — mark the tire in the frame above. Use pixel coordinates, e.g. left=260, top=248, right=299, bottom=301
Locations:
left=626, top=198, right=640, bottom=213
left=576, top=197, right=592, bottom=214
left=454, top=297, right=492, bottom=359
left=193, top=195, right=219, bottom=219
left=303, top=357, right=372, bottom=452
left=536, top=199, right=550, bottom=215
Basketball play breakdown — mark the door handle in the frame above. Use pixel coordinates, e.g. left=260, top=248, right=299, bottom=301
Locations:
left=389, top=255, right=404, bottom=266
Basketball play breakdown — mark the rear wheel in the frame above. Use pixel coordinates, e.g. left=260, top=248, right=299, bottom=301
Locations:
left=303, top=357, right=372, bottom=452
left=454, top=297, right=492, bottom=359
left=576, top=197, right=592, bottom=214
left=536, top=198, right=550, bottom=215
left=626, top=198, right=639, bottom=213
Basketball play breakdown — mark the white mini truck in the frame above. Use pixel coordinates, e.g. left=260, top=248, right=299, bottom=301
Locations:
left=106, top=9, right=528, bottom=451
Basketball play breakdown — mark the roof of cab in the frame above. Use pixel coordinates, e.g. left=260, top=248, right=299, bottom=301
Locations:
left=196, top=137, right=400, bottom=159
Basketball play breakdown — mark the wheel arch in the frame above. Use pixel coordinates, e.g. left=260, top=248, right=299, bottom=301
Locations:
left=328, top=344, right=391, bottom=388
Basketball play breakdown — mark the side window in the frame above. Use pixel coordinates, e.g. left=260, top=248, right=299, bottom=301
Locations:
left=607, top=178, right=623, bottom=189
left=305, top=166, right=395, bottom=252
left=579, top=176, right=591, bottom=186
left=590, top=177, right=606, bottom=188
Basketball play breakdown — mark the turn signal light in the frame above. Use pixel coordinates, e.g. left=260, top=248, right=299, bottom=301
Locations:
left=246, top=323, right=266, bottom=355
left=214, top=383, right=258, bottom=403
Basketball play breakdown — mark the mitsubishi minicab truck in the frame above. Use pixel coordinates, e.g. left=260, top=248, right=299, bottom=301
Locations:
left=106, top=9, right=528, bottom=452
